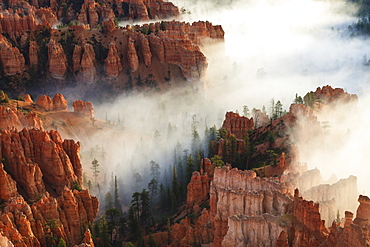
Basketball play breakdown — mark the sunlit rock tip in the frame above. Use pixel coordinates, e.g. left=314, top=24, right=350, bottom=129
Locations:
left=72, top=100, right=94, bottom=118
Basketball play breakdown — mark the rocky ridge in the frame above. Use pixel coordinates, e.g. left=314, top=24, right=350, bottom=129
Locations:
left=0, top=0, right=224, bottom=99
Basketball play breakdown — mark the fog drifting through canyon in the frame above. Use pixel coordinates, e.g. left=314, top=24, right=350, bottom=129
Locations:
left=86, top=0, right=370, bottom=207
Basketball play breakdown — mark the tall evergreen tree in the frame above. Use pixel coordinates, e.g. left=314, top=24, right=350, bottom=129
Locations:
left=186, top=154, right=195, bottom=184
left=149, top=160, right=161, bottom=180
left=91, top=158, right=100, bottom=186
left=114, top=175, right=121, bottom=212
left=148, top=178, right=159, bottom=206
left=171, top=166, right=179, bottom=211
left=159, top=183, right=166, bottom=210
left=105, top=191, right=113, bottom=211
left=140, top=189, right=153, bottom=228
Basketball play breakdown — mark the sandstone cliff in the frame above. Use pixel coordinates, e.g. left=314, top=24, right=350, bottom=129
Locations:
left=0, top=34, right=25, bottom=76
left=221, top=111, right=254, bottom=139
left=0, top=128, right=98, bottom=246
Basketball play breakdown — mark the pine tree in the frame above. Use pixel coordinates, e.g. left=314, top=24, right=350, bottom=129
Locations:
left=98, top=216, right=111, bottom=247
left=149, top=160, right=161, bottom=180
left=159, top=183, right=166, bottom=210
left=91, top=158, right=100, bottom=186
left=105, top=208, right=121, bottom=243
left=191, top=115, right=201, bottom=155
left=140, top=189, right=152, bottom=228
left=166, top=187, right=171, bottom=211
left=229, top=134, right=237, bottom=164
left=128, top=206, right=140, bottom=241
left=148, top=178, right=159, bottom=205
left=244, top=135, right=255, bottom=169
left=114, top=176, right=121, bottom=212
left=105, top=191, right=113, bottom=211
left=275, top=100, right=283, bottom=118
left=243, top=105, right=250, bottom=117
left=186, top=154, right=195, bottom=184
left=131, top=192, right=141, bottom=221
left=171, top=166, right=179, bottom=211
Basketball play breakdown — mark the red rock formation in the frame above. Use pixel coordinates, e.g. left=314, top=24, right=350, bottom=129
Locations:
left=105, top=42, right=122, bottom=78
left=276, top=230, right=289, bottom=247
left=0, top=106, right=43, bottom=130
left=186, top=159, right=213, bottom=212
left=77, top=229, right=95, bottom=247
left=36, top=95, right=53, bottom=110
left=73, top=45, right=83, bottom=73
left=0, top=128, right=98, bottom=247
left=28, top=41, right=39, bottom=68
left=52, top=93, right=68, bottom=110
left=171, top=166, right=295, bottom=246
left=0, top=163, right=18, bottom=201
left=0, top=128, right=83, bottom=198
left=0, top=34, right=25, bottom=75
left=102, top=18, right=116, bottom=32
left=292, top=189, right=328, bottom=246
left=72, top=100, right=94, bottom=118
left=312, top=85, right=358, bottom=104
left=35, top=93, right=68, bottom=111
left=127, top=36, right=139, bottom=72
left=221, top=111, right=254, bottom=139
left=138, top=32, right=152, bottom=67
left=148, top=33, right=165, bottom=63
left=47, top=39, right=67, bottom=80
left=77, top=0, right=100, bottom=28
left=24, top=94, right=33, bottom=103
left=354, top=195, right=370, bottom=225
left=74, top=42, right=97, bottom=84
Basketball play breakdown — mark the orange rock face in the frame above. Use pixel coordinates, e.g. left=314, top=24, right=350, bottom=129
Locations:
left=0, top=106, right=43, bottom=130
left=0, top=34, right=25, bottom=76
left=221, top=111, right=254, bottom=139
left=73, top=42, right=98, bottom=84
left=312, top=85, right=358, bottom=104
left=105, top=41, right=122, bottom=78
left=72, top=100, right=94, bottom=118
left=36, top=94, right=68, bottom=111
left=354, top=195, right=370, bottom=225
left=28, top=41, right=39, bottom=68
left=36, top=94, right=53, bottom=110
left=186, top=159, right=213, bottom=211
left=52, top=93, right=68, bottom=110
left=127, top=36, right=139, bottom=72
left=0, top=128, right=98, bottom=247
left=24, top=94, right=33, bottom=103
left=47, top=39, right=67, bottom=80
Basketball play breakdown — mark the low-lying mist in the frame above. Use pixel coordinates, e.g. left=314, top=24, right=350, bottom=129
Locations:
left=78, top=0, right=370, bottom=210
